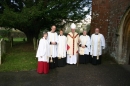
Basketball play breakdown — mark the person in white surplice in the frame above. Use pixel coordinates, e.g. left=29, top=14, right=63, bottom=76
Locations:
left=48, top=25, right=58, bottom=69
left=79, top=30, right=91, bottom=64
left=57, top=29, right=67, bottom=67
left=90, top=28, right=105, bottom=65
left=67, top=23, right=79, bottom=65
left=36, top=32, right=49, bottom=74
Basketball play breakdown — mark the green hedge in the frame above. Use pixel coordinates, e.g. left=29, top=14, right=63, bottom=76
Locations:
left=0, top=30, right=8, bottom=38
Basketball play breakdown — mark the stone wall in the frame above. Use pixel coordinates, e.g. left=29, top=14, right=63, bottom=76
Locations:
left=108, top=0, right=130, bottom=63
left=91, top=0, right=130, bottom=63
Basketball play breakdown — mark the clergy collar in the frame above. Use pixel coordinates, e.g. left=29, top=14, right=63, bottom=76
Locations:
left=50, top=31, right=55, bottom=33
left=83, top=35, right=87, bottom=36
left=71, top=32, right=75, bottom=34
left=60, top=35, right=63, bottom=36
left=95, top=33, right=99, bottom=35
left=43, top=37, right=47, bottom=40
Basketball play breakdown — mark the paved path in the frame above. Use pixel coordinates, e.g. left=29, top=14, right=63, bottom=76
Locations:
left=0, top=63, right=130, bottom=86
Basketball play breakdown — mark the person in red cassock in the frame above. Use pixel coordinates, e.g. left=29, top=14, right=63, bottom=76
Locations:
left=36, top=31, right=49, bottom=74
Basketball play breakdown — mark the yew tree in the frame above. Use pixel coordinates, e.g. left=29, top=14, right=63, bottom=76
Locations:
left=0, top=0, right=90, bottom=43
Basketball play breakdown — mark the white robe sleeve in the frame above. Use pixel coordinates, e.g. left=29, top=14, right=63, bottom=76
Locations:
left=86, top=36, right=91, bottom=50
left=65, top=36, right=67, bottom=51
left=46, top=42, right=50, bottom=57
left=36, top=39, right=46, bottom=57
left=55, top=33, right=58, bottom=43
left=90, top=34, right=93, bottom=46
left=47, top=32, right=51, bottom=43
left=79, top=36, right=82, bottom=45
left=57, top=35, right=59, bottom=44
left=101, top=34, right=105, bottom=49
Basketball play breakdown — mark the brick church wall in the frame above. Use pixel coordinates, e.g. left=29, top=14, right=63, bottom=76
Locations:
left=91, top=0, right=109, bottom=38
left=91, top=0, right=130, bottom=62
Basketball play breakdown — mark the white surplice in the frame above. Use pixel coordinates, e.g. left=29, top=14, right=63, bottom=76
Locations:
left=57, top=35, right=67, bottom=58
left=79, top=35, right=91, bottom=55
left=90, top=33, right=105, bottom=57
left=36, top=37, right=49, bottom=62
left=47, top=32, right=58, bottom=58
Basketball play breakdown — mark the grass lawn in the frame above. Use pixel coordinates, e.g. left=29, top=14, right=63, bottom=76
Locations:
left=3, top=37, right=27, bottom=42
left=0, top=38, right=37, bottom=72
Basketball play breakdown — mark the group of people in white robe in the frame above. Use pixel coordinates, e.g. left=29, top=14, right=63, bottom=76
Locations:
left=36, top=23, right=105, bottom=74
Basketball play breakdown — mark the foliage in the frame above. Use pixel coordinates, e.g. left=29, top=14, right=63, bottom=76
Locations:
left=0, top=0, right=90, bottom=42
left=86, top=23, right=91, bottom=31
left=0, top=30, right=8, bottom=38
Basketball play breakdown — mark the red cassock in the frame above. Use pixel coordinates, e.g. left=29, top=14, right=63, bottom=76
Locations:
left=37, top=61, right=49, bottom=74
left=36, top=37, right=50, bottom=74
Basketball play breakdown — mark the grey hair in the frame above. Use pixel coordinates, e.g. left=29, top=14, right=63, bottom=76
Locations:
left=95, top=28, right=99, bottom=30
left=43, top=31, right=48, bottom=35
left=83, top=29, right=87, bottom=32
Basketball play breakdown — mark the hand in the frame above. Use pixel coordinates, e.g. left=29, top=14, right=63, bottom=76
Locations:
left=102, top=46, right=105, bottom=49
left=82, top=46, right=85, bottom=48
left=51, top=42, right=56, bottom=45
left=51, top=42, right=54, bottom=44
left=51, top=42, right=55, bottom=45
left=53, top=42, right=57, bottom=45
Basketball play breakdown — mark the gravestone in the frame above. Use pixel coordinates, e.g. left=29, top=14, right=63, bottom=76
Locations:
left=0, top=38, right=5, bottom=64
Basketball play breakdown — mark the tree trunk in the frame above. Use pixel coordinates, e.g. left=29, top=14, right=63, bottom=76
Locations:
left=24, top=30, right=39, bottom=43
left=26, top=34, right=33, bottom=43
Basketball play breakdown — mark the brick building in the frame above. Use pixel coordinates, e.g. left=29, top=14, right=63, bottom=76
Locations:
left=91, top=0, right=130, bottom=64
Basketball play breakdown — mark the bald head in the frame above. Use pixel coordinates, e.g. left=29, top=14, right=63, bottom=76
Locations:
left=95, top=28, right=99, bottom=34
